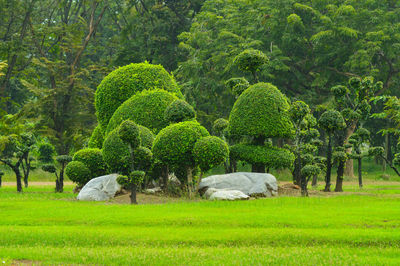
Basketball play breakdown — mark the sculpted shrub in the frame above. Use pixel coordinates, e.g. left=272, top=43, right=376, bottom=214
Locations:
left=164, top=99, right=196, bottom=124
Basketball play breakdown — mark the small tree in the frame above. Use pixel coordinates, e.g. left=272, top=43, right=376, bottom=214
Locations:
left=212, top=118, right=233, bottom=173
left=0, top=171, right=4, bottom=187
left=117, top=171, right=145, bottom=205
left=225, top=77, right=250, bottom=98
left=228, top=83, right=294, bottom=173
left=348, top=128, right=370, bottom=188
left=164, top=99, right=196, bottom=124
left=234, top=49, right=268, bottom=83
left=152, top=121, right=209, bottom=197
left=42, top=155, right=72, bottom=192
left=19, top=133, right=36, bottom=188
left=0, top=135, right=25, bottom=192
left=318, top=110, right=346, bottom=192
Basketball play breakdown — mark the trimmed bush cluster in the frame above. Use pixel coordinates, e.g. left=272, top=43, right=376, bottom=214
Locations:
left=102, top=128, right=131, bottom=173
left=138, top=126, right=155, bottom=149
left=73, top=148, right=107, bottom=178
left=106, top=89, right=179, bottom=134
left=152, top=121, right=210, bottom=169
left=95, top=62, right=181, bottom=131
left=229, top=83, right=293, bottom=138
left=234, top=49, right=268, bottom=74
left=193, top=136, right=229, bottom=172
left=88, top=125, right=104, bottom=149
left=164, top=99, right=196, bottom=124
left=212, top=118, right=229, bottom=137
left=65, top=161, right=91, bottom=186
left=118, top=120, right=140, bottom=148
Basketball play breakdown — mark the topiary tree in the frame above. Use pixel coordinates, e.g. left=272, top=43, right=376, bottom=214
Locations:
left=164, top=99, right=196, bottom=124
left=88, top=125, right=104, bottom=149
left=318, top=109, right=346, bottom=192
left=65, top=161, right=92, bottom=188
left=213, top=118, right=229, bottom=138
left=117, top=171, right=145, bottom=205
left=73, top=148, right=107, bottom=178
left=228, top=82, right=294, bottom=173
left=102, top=128, right=131, bottom=173
left=138, top=126, right=155, bottom=150
left=193, top=136, right=229, bottom=180
left=234, top=49, right=268, bottom=82
left=38, top=143, right=55, bottom=164
left=95, top=62, right=182, bottom=131
left=106, top=89, right=179, bottom=135
left=225, top=77, right=250, bottom=98
left=152, top=121, right=210, bottom=197
left=41, top=155, right=72, bottom=192
left=348, top=128, right=370, bottom=188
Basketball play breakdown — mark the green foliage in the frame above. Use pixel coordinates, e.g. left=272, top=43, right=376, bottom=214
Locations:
left=41, top=164, right=57, bottom=174
left=73, top=148, right=107, bottom=178
left=164, top=100, right=196, bottom=124
left=88, top=125, right=104, bottom=149
left=117, top=171, right=145, bottom=187
left=230, top=143, right=295, bottom=170
left=225, top=78, right=250, bottom=97
left=102, top=128, right=131, bottom=173
left=56, top=155, right=72, bottom=165
left=318, top=110, right=346, bottom=134
left=289, top=101, right=310, bottom=123
left=118, top=120, right=140, bottom=149
left=193, top=136, right=229, bottom=172
left=38, top=143, right=55, bottom=163
left=229, top=83, right=293, bottom=138
left=301, top=164, right=321, bottom=178
left=368, top=147, right=385, bottom=157
left=152, top=121, right=210, bottom=168
left=65, top=161, right=91, bottom=186
left=234, top=49, right=268, bottom=75
left=133, top=147, right=153, bottom=171
left=106, top=89, right=179, bottom=135
left=95, top=63, right=182, bottom=131
left=212, top=118, right=229, bottom=137
left=138, top=126, right=155, bottom=150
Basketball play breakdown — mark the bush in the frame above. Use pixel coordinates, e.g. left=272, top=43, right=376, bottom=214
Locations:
left=318, top=110, right=346, bottom=134
left=73, top=148, right=107, bottom=178
left=193, top=136, right=229, bottom=172
left=138, top=125, right=155, bottom=149
left=152, top=121, right=209, bottom=168
left=118, top=120, right=140, bottom=149
left=230, top=143, right=295, bottom=170
left=106, top=89, right=179, bottom=134
left=38, top=143, right=55, bottom=163
left=88, top=125, right=104, bottom=149
left=164, top=99, right=196, bottom=124
left=229, top=83, right=293, bottom=138
left=95, top=62, right=182, bottom=131
left=102, top=128, right=131, bottom=173
left=234, top=49, right=268, bottom=74
left=56, top=155, right=72, bottom=165
left=65, top=161, right=92, bottom=186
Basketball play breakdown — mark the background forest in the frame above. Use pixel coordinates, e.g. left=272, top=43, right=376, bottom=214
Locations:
left=1, top=0, right=400, bottom=178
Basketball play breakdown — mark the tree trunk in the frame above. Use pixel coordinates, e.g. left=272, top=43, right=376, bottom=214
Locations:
left=14, top=166, right=22, bottom=192
left=300, top=175, right=309, bottom=197
left=358, top=157, right=363, bottom=188
left=59, top=166, right=64, bottom=192
left=335, top=160, right=345, bottom=192
left=293, top=156, right=301, bottom=185
left=312, top=174, right=318, bottom=187
left=130, top=183, right=137, bottom=204
left=187, top=166, right=193, bottom=198
left=344, top=123, right=356, bottom=178
left=251, top=163, right=265, bottom=173
left=324, top=135, right=332, bottom=192
left=0, top=175, right=2, bottom=187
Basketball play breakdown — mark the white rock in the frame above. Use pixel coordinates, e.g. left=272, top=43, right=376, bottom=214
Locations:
left=144, top=187, right=162, bottom=194
left=204, top=188, right=249, bottom=200
left=199, top=172, right=278, bottom=197
left=77, top=174, right=121, bottom=201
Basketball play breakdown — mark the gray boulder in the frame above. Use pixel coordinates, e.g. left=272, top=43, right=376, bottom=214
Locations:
left=199, top=172, right=278, bottom=197
left=204, top=188, right=249, bottom=200
left=77, top=174, right=121, bottom=201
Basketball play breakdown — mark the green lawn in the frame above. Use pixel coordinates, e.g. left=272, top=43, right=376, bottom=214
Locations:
left=0, top=183, right=400, bottom=265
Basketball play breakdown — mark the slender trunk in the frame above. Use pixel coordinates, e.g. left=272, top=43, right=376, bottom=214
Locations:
left=293, top=155, right=301, bottom=185
left=300, top=175, right=308, bottom=197
left=358, top=157, right=363, bottom=188
left=335, top=160, right=345, bottom=192
left=59, top=165, right=65, bottom=192
left=383, top=133, right=389, bottom=172
left=187, top=166, right=193, bottom=198
left=324, top=135, right=332, bottom=192
left=344, top=123, right=356, bottom=178
left=0, top=175, right=2, bottom=187
left=130, top=183, right=137, bottom=204
left=312, top=174, right=318, bottom=187
left=14, top=165, right=22, bottom=192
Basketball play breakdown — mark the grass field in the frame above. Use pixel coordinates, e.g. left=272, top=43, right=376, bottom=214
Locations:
left=1, top=181, right=400, bottom=265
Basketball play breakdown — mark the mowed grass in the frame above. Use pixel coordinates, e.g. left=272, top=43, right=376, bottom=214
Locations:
left=0, top=184, right=400, bottom=265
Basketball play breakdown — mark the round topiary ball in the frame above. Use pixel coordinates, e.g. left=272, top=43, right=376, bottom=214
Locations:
left=212, top=118, right=229, bottom=137
left=164, top=99, right=196, bottom=124
left=118, top=120, right=140, bottom=149
left=95, top=62, right=182, bottom=131
left=138, top=125, right=155, bottom=150
left=102, top=128, right=131, bottom=173
left=88, top=125, right=104, bottom=149
left=38, top=143, right=55, bottom=163
left=229, top=82, right=293, bottom=138
left=318, top=110, right=346, bottom=134
left=65, top=161, right=92, bottom=186
left=193, top=136, right=229, bottom=172
left=106, top=89, right=179, bottom=135
left=152, top=121, right=210, bottom=168
left=234, top=49, right=268, bottom=74
left=73, top=148, right=107, bottom=178
left=134, top=146, right=153, bottom=171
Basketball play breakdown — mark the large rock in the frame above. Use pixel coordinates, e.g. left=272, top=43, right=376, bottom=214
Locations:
left=204, top=188, right=249, bottom=200
left=199, top=172, right=278, bottom=197
left=77, top=174, right=121, bottom=201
